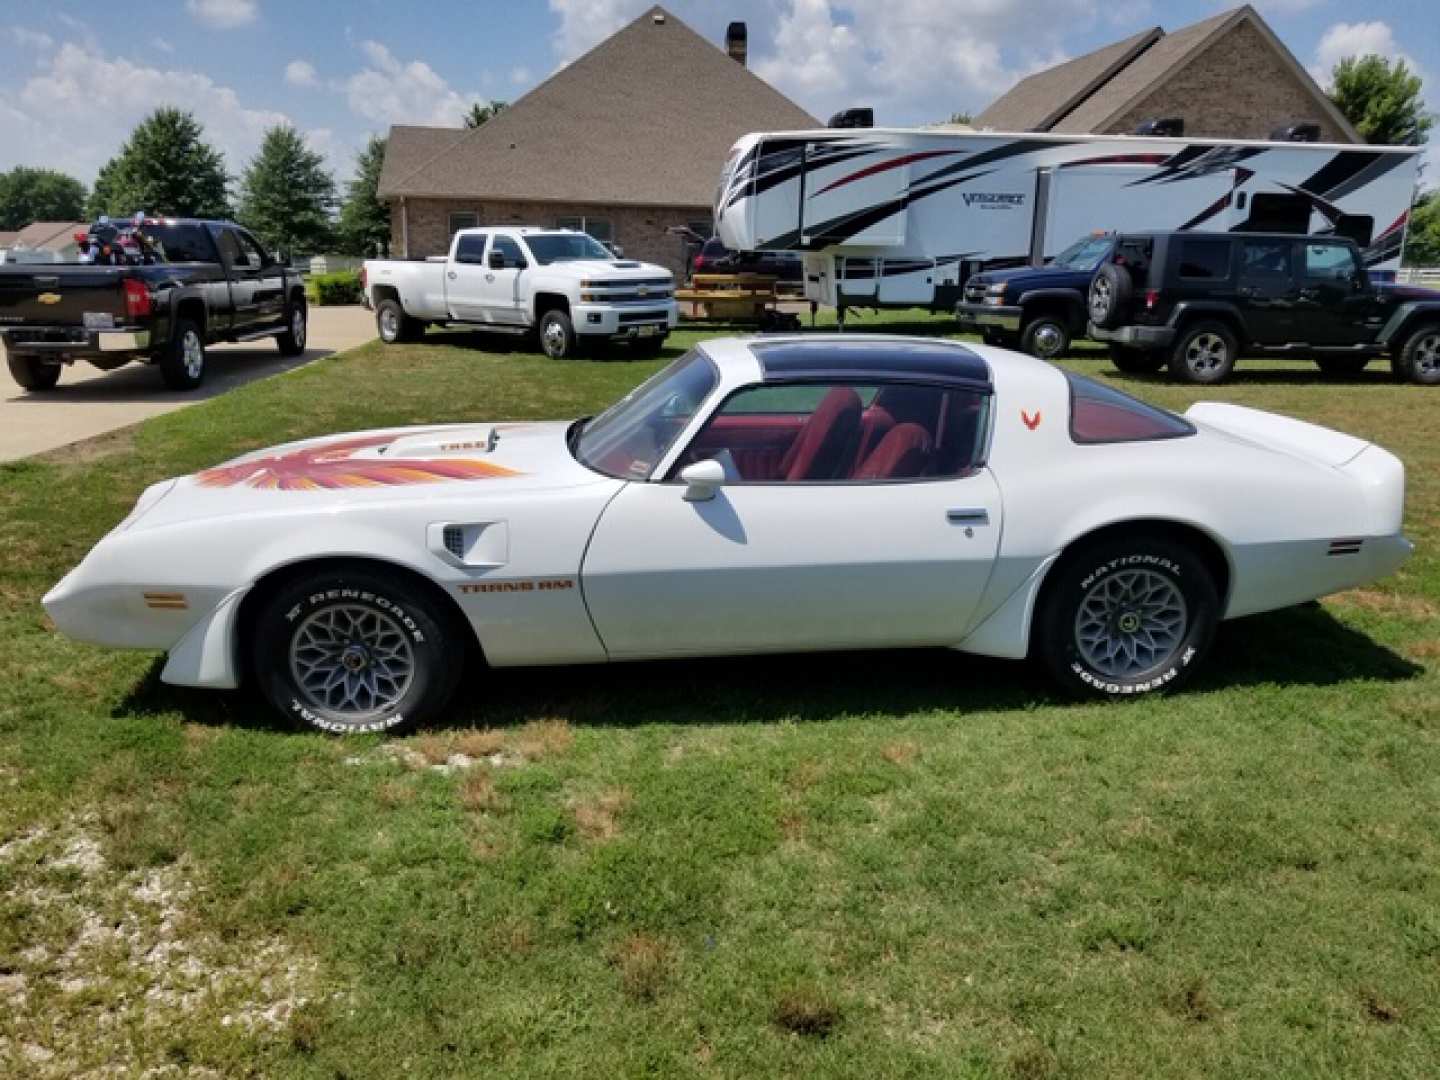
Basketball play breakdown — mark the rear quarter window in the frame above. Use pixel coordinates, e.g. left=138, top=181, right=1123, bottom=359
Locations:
left=1177, top=239, right=1231, bottom=280
left=1065, top=372, right=1195, bottom=444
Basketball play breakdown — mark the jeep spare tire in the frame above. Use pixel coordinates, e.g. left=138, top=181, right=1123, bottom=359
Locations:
left=1088, top=263, right=1132, bottom=329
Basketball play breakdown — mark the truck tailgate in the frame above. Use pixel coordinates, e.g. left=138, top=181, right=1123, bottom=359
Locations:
left=0, top=266, right=129, bottom=327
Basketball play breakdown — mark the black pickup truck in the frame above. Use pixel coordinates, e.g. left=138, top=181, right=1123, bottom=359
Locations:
left=0, top=218, right=307, bottom=392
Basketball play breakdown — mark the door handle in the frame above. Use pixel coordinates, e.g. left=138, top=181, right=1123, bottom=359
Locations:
left=447, top=271, right=456, bottom=280
left=485, top=273, right=495, bottom=283
left=1299, top=287, right=1321, bottom=300
left=947, top=508, right=989, bottom=525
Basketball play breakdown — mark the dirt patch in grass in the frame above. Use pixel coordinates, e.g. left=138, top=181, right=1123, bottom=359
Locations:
left=1167, top=977, right=1217, bottom=1023
left=1361, top=990, right=1402, bottom=1024
left=375, top=778, right=417, bottom=808
left=1330, top=589, right=1439, bottom=621
left=773, top=984, right=842, bottom=1038
left=1405, top=639, right=1440, bottom=660
left=881, top=740, right=920, bottom=767
left=612, top=933, right=674, bottom=1003
left=515, top=718, right=573, bottom=761
left=0, top=817, right=319, bottom=1075
left=459, top=769, right=506, bottom=814
left=452, top=728, right=506, bottom=758
left=572, top=787, right=632, bottom=841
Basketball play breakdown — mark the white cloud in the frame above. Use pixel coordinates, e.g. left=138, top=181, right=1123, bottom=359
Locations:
left=510, top=65, right=533, bottom=87
left=548, top=0, right=638, bottom=62
left=1310, top=21, right=1422, bottom=88
left=154, top=37, right=175, bottom=54
left=186, top=0, right=258, bottom=29
left=0, top=41, right=347, bottom=185
left=10, top=27, right=54, bottom=50
left=285, top=59, right=319, bottom=87
left=344, top=40, right=482, bottom=128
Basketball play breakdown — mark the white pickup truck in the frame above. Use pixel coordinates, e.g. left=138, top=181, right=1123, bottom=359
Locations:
left=361, top=227, right=678, bottom=359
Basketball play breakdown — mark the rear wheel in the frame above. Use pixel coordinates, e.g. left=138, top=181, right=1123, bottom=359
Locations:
left=1168, top=321, right=1237, bottom=385
left=1393, top=322, right=1440, bottom=385
left=539, top=309, right=578, bottom=360
left=6, top=352, right=61, bottom=391
left=1108, top=345, right=1164, bottom=374
left=159, top=319, right=206, bottom=390
left=376, top=298, right=422, bottom=344
left=1020, top=315, right=1071, bottom=359
left=1035, top=534, right=1219, bottom=698
left=277, top=299, right=308, bottom=356
left=250, top=566, right=466, bottom=735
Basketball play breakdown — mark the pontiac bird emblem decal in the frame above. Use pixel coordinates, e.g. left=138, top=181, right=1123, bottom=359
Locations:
left=195, top=434, right=520, bottom=490
left=38, top=293, right=61, bottom=305
left=1021, top=409, right=1042, bottom=430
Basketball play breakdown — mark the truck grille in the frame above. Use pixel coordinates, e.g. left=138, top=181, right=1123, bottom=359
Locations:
left=963, top=281, right=987, bottom=304
left=617, top=310, right=669, bottom=324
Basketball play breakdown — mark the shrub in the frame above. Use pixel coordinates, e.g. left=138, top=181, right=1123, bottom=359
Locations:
left=311, top=270, right=362, bottom=306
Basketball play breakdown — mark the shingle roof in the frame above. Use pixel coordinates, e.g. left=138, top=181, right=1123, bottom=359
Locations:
left=0, top=231, right=18, bottom=249
left=378, top=5, right=817, bottom=207
left=11, top=222, right=86, bottom=250
left=974, top=26, right=1162, bottom=132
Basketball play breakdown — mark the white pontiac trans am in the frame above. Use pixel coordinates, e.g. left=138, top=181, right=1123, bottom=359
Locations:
left=46, top=336, right=1410, bottom=733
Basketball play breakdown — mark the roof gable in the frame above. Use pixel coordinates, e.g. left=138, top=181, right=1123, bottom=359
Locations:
left=975, top=26, right=1162, bottom=132
left=379, top=5, right=817, bottom=207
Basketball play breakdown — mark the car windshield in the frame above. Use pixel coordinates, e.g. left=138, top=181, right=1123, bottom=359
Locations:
left=523, top=232, right=615, bottom=265
left=574, top=349, right=718, bottom=479
left=1051, top=236, right=1113, bottom=271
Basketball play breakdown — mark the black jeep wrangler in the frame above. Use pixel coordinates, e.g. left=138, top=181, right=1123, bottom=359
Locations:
left=1086, top=231, right=1440, bottom=385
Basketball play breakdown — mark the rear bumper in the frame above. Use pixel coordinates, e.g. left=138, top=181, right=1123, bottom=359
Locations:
left=1088, top=322, right=1174, bottom=348
left=955, top=302, right=1022, bottom=332
left=574, top=301, right=678, bottom=338
left=1, top=326, right=151, bottom=355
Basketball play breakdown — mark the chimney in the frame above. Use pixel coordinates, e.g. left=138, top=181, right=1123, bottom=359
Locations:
left=726, top=21, right=747, bottom=66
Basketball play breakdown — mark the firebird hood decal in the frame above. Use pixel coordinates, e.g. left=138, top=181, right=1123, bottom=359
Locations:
left=195, top=434, right=521, bottom=490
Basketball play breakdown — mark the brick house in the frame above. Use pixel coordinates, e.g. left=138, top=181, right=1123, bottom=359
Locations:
left=976, top=4, right=1359, bottom=143
left=376, top=6, right=816, bottom=277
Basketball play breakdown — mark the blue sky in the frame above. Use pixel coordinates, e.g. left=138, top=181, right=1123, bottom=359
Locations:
left=1, top=0, right=1435, bottom=189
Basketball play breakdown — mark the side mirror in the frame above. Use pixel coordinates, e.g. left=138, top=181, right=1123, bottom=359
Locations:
left=680, top=459, right=726, bottom=502
left=488, top=251, right=505, bottom=269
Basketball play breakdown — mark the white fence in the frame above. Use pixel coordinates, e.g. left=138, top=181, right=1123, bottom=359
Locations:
left=307, top=255, right=364, bottom=275
left=1396, top=267, right=1440, bottom=288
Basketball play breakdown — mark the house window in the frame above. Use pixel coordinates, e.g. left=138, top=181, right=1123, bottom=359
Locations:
left=448, top=211, right=479, bottom=236
left=556, top=215, right=613, bottom=243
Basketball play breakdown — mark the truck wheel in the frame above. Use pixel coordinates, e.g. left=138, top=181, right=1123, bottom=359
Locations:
left=1168, top=321, right=1237, bottom=385
left=376, top=299, right=421, bottom=345
left=1034, top=533, right=1219, bottom=699
left=6, top=352, right=61, bottom=391
left=250, top=565, right=465, bottom=735
left=1087, top=264, right=1131, bottom=329
left=277, top=300, right=308, bottom=356
left=1020, top=315, right=1071, bottom=359
left=1108, top=345, right=1164, bottom=374
left=1393, top=323, right=1440, bottom=385
left=159, top=319, right=206, bottom=390
left=539, top=309, right=577, bottom=360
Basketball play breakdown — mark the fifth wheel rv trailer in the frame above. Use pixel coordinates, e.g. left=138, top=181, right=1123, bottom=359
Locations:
left=713, top=128, right=1420, bottom=315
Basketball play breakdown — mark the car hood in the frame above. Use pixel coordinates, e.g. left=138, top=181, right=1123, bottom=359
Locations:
left=970, top=266, right=1093, bottom=290
left=533, top=259, right=671, bottom=282
left=128, top=421, right=606, bottom=530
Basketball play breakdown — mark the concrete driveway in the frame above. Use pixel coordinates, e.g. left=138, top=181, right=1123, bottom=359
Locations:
left=0, top=305, right=376, bottom=461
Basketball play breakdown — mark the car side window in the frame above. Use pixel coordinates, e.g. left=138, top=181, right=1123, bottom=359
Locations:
left=455, top=233, right=488, bottom=264
left=215, top=229, right=244, bottom=267
left=1176, top=239, right=1231, bottom=280
left=490, top=235, right=527, bottom=269
left=674, top=381, right=989, bottom=483
left=1065, top=371, right=1194, bottom=444
left=1239, top=239, right=1292, bottom=280
left=1304, top=243, right=1359, bottom=283
left=235, top=231, right=267, bottom=269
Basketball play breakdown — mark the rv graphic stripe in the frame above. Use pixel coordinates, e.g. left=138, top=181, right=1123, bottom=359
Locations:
left=810, top=150, right=964, bottom=197
left=1320, top=152, right=1411, bottom=203
left=1297, top=151, right=1385, bottom=199
left=913, top=139, right=1074, bottom=188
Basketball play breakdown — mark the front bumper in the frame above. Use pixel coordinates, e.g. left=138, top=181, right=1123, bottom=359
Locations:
left=1, top=326, right=151, bottom=355
left=574, top=301, right=678, bottom=338
left=1088, top=322, right=1174, bottom=348
left=955, top=302, right=1021, bottom=332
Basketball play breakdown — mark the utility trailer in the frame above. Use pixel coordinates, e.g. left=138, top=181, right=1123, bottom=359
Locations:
left=713, top=128, right=1420, bottom=316
left=674, top=272, right=803, bottom=330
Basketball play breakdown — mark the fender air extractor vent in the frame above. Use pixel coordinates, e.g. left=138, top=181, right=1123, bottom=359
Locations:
left=443, top=525, right=466, bottom=559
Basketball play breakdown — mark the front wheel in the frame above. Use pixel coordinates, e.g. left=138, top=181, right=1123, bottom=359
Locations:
left=1035, top=535, right=1219, bottom=698
left=250, top=567, right=466, bottom=734
left=1168, top=321, right=1237, bottom=385
left=1108, top=345, right=1164, bottom=374
left=1020, top=315, right=1070, bottom=359
left=1393, top=323, right=1440, bottom=385
left=6, top=352, right=61, bottom=391
left=159, top=319, right=206, bottom=390
left=277, top=300, right=308, bottom=356
left=538, top=309, right=577, bottom=360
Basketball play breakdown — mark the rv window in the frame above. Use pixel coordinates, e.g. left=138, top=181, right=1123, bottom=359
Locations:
left=1243, top=193, right=1310, bottom=234
left=1177, top=239, right=1231, bottom=280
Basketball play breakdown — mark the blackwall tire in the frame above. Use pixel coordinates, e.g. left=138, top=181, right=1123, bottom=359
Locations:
left=277, top=300, right=308, bottom=356
left=376, top=299, right=421, bottom=344
left=250, top=567, right=466, bottom=735
left=1087, top=264, right=1132, bottom=329
left=1168, top=321, right=1237, bottom=385
left=6, top=352, right=61, bottom=391
left=1020, top=315, right=1071, bottom=359
left=1035, top=535, right=1219, bottom=699
left=159, top=319, right=206, bottom=390
left=1395, top=323, right=1440, bottom=386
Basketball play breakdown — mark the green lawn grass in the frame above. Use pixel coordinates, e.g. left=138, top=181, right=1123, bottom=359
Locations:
left=2, top=310, right=1438, bottom=1077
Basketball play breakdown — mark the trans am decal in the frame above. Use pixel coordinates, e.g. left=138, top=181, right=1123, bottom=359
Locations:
left=196, top=434, right=519, bottom=490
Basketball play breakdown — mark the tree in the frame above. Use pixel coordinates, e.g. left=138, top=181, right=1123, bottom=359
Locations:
left=947, top=111, right=974, bottom=126
left=336, top=135, right=391, bottom=257
left=1329, top=54, right=1433, bottom=146
left=1405, top=190, right=1440, bottom=267
left=0, top=167, right=87, bottom=229
left=237, top=124, right=336, bottom=255
left=463, top=100, right=508, bottom=128
left=87, top=108, right=231, bottom=219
